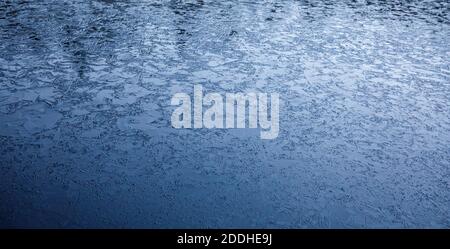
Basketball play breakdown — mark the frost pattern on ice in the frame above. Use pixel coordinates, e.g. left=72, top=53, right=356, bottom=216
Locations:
left=0, top=0, right=449, bottom=228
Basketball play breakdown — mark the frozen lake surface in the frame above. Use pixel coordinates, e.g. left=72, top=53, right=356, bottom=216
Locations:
left=0, top=0, right=449, bottom=228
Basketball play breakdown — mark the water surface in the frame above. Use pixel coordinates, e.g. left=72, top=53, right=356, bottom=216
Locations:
left=0, top=0, right=449, bottom=227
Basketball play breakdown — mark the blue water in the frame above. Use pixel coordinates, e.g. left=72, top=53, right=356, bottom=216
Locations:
left=0, top=0, right=449, bottom=228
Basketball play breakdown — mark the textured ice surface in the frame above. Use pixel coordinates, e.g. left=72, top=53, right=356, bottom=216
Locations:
left=0, top=0, right=449, bottom=228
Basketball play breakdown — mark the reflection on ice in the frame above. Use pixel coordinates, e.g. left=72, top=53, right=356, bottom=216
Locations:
left=0, top=0, right=449, bottom=228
